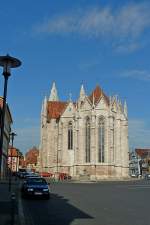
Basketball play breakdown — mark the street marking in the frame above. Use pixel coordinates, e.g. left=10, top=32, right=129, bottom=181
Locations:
left=127, top=187, right=150, bottom=190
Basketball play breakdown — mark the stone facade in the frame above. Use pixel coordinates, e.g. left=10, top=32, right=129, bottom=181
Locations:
left=38, top=83, right=129, bottom=180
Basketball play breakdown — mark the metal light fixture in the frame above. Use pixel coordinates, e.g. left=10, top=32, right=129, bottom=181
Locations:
left=0, top=54, right=21, bottom=178
left=9, top=132, right=17, bottom=148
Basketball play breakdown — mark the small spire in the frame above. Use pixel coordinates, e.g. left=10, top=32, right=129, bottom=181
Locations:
left=41, top=99, right=44, bottom=114
left=43, top=96, right=47, bottom=112
left=79, top=84, right=86, bottom=101
left=44, top=96, right=47, bottom=104
left=124, top=100, right=128, bottom=117
left=49, top=82, right=59, bottom=101
left=41, top=96, right=47, bottom=121
left=69, top=93, right=72, bottom=102
left=114, top=95, right=118, bottom=103
left=119, top=99, right=123, bottom=112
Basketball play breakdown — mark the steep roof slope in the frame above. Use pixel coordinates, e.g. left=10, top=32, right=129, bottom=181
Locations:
left=47, top=101, right=67, bottom=119
left=88, top=85, right=109, bottom=105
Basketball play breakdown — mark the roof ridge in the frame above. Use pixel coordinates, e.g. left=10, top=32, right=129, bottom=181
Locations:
left=88, top=85, right=109, bottom=105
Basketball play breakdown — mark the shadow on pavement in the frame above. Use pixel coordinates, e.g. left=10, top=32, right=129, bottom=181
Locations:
left=23, top=193, right=93, bottom=225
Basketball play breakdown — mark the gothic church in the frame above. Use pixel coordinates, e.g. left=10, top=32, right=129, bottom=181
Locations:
left=38, top=83, right=129, bottom=180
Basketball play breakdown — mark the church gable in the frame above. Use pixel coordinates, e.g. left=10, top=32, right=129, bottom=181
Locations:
left=95, top=96, right=109, bottom=110
left=89, top=85, right=109, bottom=106
left=61, top=102, right=75, bottom=118
left=79, top=96, right=92, bottom=111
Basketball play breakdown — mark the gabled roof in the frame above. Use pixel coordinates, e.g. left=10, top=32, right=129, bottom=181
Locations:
left=46, top=85, right=109, bottom=119
left=8, top=147, right=18, bottom=157
left=135, top=149, right=150, bottom=157
left=88, top=85, right=109, bottom=105
left=47, top=101, right=68, bottom=119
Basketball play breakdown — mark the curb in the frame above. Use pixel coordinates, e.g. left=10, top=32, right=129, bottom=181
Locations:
left=18, top=185, right=26, bottom=225
left=50, top=178, right=143, bottom=184
left=18, top=196, right=26, bottom=225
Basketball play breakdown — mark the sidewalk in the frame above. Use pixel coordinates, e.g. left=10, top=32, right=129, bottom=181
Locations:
left=0, top=177, right=20, bottom=225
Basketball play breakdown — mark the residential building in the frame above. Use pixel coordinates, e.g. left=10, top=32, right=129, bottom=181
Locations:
left=39, top=83, right=129, bottom=180
left=0, top=97, right=13, bottom=177
left=129, top=151, right=140, bottom=177
left=25, top=147, right=39, bottom=171
left=8, top=147, right=20, bottom=172
left=135, top=149, right=150, bottom=175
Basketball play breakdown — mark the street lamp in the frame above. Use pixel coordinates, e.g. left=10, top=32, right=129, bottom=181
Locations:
left=9, top=132, right=17, bottom=191
left=0, top=54, right=21, bottom=178
left=16, top=149, right=20, bottom=174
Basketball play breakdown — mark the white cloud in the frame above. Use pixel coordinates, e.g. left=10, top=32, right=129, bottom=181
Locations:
left=34, top=2, right=150, bottom=51
left=129, top=119, right=150, bottom=149
left=114, top=42, right=141, bottom=53
left=121, top=69, right=150, bottom=81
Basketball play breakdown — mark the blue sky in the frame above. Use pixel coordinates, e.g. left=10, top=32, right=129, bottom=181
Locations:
left=0, top=0, right=150, bottom=154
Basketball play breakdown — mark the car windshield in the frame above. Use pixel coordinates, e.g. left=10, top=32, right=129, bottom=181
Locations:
left=27, top=178, right=47, bottom=184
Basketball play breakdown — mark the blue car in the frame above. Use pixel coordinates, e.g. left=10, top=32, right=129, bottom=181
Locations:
left=21, top=177, right=50, bottom=199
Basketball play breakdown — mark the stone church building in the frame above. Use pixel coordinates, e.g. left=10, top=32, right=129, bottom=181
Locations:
left=38, top=82, right=129, bottom=180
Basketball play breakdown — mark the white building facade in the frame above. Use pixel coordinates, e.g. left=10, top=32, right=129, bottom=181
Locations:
left=39, top=83, right=129, bottom=180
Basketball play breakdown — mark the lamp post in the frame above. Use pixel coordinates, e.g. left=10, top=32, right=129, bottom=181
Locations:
left=9, top=132, right=17, bottom=192
left=16, top=149, right=20, bottom=174
left=0, top=54, right=21, bottom=178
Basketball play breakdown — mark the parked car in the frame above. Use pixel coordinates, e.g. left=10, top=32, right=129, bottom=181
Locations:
left=24, top=173, right=41, bottom=179
left=19, top=171, right=29, bottom=179
left=18, top=169, right=27, bottom=178
left=21, top=177, right=50, bottom=199
left=39, top=172, right=53, bottom=177
left=145, top=174, right=150, bottom=180
left=130, top=173, right=139, bottom=178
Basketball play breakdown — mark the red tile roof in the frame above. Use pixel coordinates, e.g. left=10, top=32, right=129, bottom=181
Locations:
left=47, top=86, right=109, bottom=119
left=88, top=85, right=109, bottom=105
left=8, top=147, right=18, bottom=157
left=135, top=149, right=150, bottom=157
left=25, top=148, right=39, bottom=165
left=47, top=101, right=67, bottom=119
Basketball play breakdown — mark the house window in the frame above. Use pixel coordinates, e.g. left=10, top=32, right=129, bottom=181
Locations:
left=85, top=117, right=90, bottom=162
left=98, top=117, right=105, bottom=162
left=68, top=122, right=73, bottom=150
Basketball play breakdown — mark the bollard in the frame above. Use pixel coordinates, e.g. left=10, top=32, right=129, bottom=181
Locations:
left=10, top=192, right=16, bottom=225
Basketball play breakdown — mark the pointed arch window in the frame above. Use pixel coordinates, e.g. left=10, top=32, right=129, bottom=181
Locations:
left=85, top=117, right=90, bottom=162
left=98, top=117, right=105, bottom=162
left=68, top=122, right=73, bottom=150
